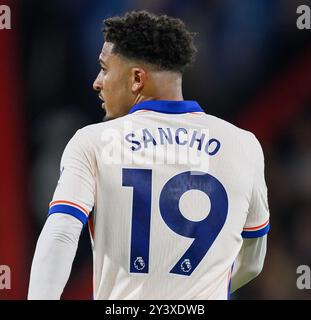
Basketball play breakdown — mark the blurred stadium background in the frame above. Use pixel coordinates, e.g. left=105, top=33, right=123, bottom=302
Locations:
left=0, top=0, right=310, bottom=299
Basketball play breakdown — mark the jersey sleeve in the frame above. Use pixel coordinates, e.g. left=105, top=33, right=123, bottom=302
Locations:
left=48, top=129, right=96, bottom=226
left=242, top=134, right=270, bottom=239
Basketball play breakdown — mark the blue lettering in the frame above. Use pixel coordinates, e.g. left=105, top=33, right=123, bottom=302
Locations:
left=158, top=128, right=173, bottom=145
left=175, top=128, right=188, bottom=145
left=142, top=129, right=157, bottom=148
left=125, top=129, right=221, bottom=155
left=189, top=130, right=205, bottom=151
left=125, top=133, right=141, bottom=151
left=205, top=138, right=221, bottom=155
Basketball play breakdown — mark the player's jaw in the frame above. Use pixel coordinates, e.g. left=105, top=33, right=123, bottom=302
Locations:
left=95, top=85, right=125, bottom=121
left=97, top=77, right=137, bottom=121
left=100, top=92, right=133, bottom=122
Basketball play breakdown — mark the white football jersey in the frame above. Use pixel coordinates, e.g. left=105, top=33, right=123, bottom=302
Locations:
left=49, top=100, right=270, bottom=300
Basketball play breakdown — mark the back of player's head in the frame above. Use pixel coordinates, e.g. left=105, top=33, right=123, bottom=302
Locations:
left=102, top=10, right=197, bottom=74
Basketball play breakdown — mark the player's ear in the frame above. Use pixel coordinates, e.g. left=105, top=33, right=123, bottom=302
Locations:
left=131, top=67, right=146, bottom=93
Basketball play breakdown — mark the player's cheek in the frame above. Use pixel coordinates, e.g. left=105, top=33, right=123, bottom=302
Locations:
left=100, top=77, right=111, bottom=100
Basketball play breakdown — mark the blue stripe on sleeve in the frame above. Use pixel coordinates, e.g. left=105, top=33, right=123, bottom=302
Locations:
left=48, top=204, right=88, bottom=225
left=227, top=263, right=234, bottom=300
left=241, top=224, right=270, bottom=238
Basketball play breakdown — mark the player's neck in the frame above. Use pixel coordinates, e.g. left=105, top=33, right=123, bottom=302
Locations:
left=133, top=74, right=184, bottom=106
left=133, top=92, right=184, bottom=106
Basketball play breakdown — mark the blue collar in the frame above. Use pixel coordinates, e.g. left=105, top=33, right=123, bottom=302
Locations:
left=128, top=100, right=204, bottom=114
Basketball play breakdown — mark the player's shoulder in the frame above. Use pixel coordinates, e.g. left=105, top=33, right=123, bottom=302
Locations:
left=206, top=113, right=263, bottom=158
left=74, top=117, right=125, bottom=138
left=70, top=116, right=132, bottom=152
left=207, top=114, right=257, bottom=142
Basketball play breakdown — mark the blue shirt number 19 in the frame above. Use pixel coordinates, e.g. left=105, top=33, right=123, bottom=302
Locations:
left=122, top=169, right=228, bottom=276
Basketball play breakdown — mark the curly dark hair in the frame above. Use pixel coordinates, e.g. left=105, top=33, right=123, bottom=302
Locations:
left=102, top=10, right=197, bottom=73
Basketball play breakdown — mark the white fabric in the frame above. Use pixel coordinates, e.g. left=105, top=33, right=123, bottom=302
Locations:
left=30, top=109, right=270, bottom=299
left=28, top=214, right=82, bottom=300
left=27, top=214, right=267, bottom=299
left=230, top=235, right=267, bottom=293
